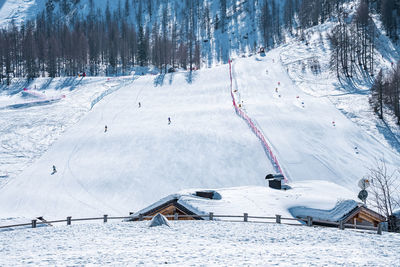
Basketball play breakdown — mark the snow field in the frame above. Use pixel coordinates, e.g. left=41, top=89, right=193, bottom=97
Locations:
left=1, top=221, right=399, bottom=266
left=0, top=77, right=132, bottom=186
left=0, top=66, right=274, bottom=220
left=232, top=51, right=400, bottom=189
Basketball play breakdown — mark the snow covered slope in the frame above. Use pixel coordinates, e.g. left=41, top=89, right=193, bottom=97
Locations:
left=0, top=0, right=46, bottom=27
left=0, top=65, right=273, bottom=220
left=232, top=51, right=400, bottom=187
left=1, top=48, right=399, bottom=221
left=0, top=76, right=133, bottom=182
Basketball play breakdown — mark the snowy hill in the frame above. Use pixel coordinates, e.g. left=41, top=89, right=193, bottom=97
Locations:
left=1, top=48, right=400, bottom=221
left=0, top=64, right=273, bottom=220
left=0, top=0, right=400, bottom=224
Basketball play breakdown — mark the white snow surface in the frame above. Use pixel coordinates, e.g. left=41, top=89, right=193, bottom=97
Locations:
left=1, top=220, right=399, bottom=266
left=231, top=52, right=400, bottom=186
left=1, top=48, right=400, bottom=223
left=0, top=65, right=272, bottom=221
left=0, top=0, right=46, bottom=27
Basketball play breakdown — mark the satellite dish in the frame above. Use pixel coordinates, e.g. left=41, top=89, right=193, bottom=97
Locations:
left=358, top=190, right=368, bottom=203
left=358, top=178, right=370, bottom=190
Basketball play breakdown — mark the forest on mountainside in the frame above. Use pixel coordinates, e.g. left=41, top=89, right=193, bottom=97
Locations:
left=0, top=0, right=398, bottom=91
left=0, top=0, right=347, bottom=81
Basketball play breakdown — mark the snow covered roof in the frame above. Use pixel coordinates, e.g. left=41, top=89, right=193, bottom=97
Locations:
left=129, top=181, right=360, bottom=222
left=289, top=200, right=359, bottom=222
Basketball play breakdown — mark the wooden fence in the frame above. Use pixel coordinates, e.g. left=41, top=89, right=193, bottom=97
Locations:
left=0, top=213, right=383, bottom=235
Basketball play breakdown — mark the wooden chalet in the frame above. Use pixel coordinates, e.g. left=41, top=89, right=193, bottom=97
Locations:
left=309, top=204, right=386, bottom=228
left=342, top=205, right=385, bottom=227
left=130, top=197, right=202, bottom=221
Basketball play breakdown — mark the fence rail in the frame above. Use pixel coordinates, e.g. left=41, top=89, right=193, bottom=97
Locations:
left=0, top=213, right=384, bottom=235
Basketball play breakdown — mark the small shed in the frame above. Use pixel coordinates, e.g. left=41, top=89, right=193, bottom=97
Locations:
left=291, top=200, right=386, bottom=228
left=342, top=205, right=386, bottom=227
left=129, top=197, right=201, bottom=221
left=265, top=173, right=284, bottom=190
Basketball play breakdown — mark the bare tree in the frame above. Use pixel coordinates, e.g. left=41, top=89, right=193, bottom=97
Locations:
left=367, top=159, right=400, bottom=231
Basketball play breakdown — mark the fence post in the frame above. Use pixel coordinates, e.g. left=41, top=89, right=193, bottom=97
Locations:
left=139, top=214, right=143, bottom=221
left=244, top=213, right=248, bottom=222
left=174, top=213, right=178, bottom=220
left=209, top=212, right=213, bottom=221
left=377, top=223, right=382, bottom=235
left=67, top=216, right=71, bottom=226
left=31, top=219, right=37, bottom=228
left=276, top=215, right=281, bottom=224
left=307, top=216, right=313, bottom=227
left=339, top=220, right=344, bottom=230
left=103, top=215, right=108, bottom=223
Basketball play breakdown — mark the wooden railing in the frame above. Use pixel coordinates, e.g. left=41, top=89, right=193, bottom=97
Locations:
left=0, top=213, right=384, bottom=235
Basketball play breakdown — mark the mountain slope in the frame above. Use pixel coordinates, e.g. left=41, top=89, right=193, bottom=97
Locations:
left=0, top=65, right=273, bottom=219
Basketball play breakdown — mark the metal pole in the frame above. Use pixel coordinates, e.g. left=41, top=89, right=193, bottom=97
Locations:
left=339, top=220, right=344, bottom=230
left=276, top=215, right=281, bottom=224
left=377, top=223, right=382, bottom=235
left=307, top=216, right=313, bottom=227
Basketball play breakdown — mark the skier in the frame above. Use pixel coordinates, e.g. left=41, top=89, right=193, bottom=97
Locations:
left=138, top=102, right=141, bottom=108
left=168, top=117, right=171, bottom=125
left=51, top=165, right=57, bottom=175
left=104, top=125, right=108, bottom=132
left=332, top=121, right=336, bottom=127
left=275, top=88, right=278, bottom=93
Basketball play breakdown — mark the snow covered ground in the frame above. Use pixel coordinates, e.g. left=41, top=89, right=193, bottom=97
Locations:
left=1, top=221, right=399, bottom=266
left=0, top=76, right=133, bottom=183
left=1, top=47, right=400, bottom=223
left=232, top=52, right=400, bottom=188
left=0, top=0, right=46, bottom=27
left=0, top=65, right=272, bottom=221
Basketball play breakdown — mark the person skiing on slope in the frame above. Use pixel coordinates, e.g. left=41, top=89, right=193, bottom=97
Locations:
left=168, top=117, right=171, bottom=125
left=104, top=125, right=108, bottom=132
left=138, top=102, right=141, bottom=108
left=52, top=165, right=57, bottom=175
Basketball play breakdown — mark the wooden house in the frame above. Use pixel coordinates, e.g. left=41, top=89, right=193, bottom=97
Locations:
left=342, top=205, right=385, bottom=227
left=130, top=197, right=202, bottom=221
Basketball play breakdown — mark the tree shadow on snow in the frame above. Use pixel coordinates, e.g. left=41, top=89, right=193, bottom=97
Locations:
left=185, top=71, right=197, bottom=84
left=40, top=78, right=53, bottom=91
left=335, top=67, right=373, bottom=96
left=0, top=79, right=32, bottom=96
left=376, top=120, right=400, bottom=154
left=168, top=72, right=175, bottom=85
left=55, top=77, right=83, bottom=91
left=154, top=73, right=166, bottom=87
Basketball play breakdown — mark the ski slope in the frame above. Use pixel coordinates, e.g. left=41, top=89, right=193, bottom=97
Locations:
left=0, top=65, right=272, bottom=220
left=231, top=50, right=400, bottom=187
left=0, top=48, right=400, bottom=221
